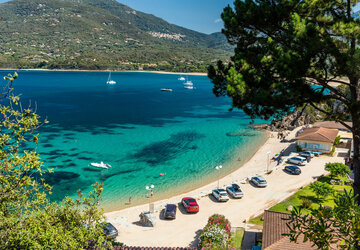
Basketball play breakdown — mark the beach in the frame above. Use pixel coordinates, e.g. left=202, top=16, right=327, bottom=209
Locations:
left=0, top=68, right=208, bottom=76
left=105, top=127, right=344, bottom=247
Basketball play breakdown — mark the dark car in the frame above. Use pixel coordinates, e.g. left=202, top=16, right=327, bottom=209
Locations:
left=181, top=197, right=199, bottom=213
left=284, top=165, right=302, bottom=175
left=103, top=222, right=118, bottom=239
left=164, top=204, right=177, bottom=219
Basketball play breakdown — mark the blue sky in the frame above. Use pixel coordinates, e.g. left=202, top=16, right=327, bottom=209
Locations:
left=118, top=0, right=233, bottom=34
left=0, top=0, right=359, bottom=34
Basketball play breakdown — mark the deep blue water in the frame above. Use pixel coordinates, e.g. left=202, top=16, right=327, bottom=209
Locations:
left=2, top=70, right=266, bottom=211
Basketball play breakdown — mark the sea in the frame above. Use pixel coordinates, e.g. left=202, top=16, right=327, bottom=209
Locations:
left=2, top=70, right=267, bottom=211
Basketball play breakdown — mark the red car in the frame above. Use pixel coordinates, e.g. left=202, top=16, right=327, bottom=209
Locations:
left=181, top=197, right=199, bottom=213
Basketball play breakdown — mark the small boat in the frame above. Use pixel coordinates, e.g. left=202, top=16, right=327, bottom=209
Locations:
left=160, top=88, right=173, bottom=92
left=184, top=85, right=194, bottom=90
left=178, top=76, right=185, bottom=81
left=90, top=162, right=111, bottom=169
left=106, top=72, right=116, bottom=85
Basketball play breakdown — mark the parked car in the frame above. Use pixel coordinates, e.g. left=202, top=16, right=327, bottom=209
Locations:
left=164, top=203, right=177, bottom=219
left=299, top=151, right=315, bottom=158
left=226, top=184, right=244, bottom=198
left=103, top=222, right=118, bottom=239
left=287, top=156, right=307, bottom=166
left=251, top=176, right=267, bottom=187
left=284, top=165, right=302, bottom=175
left=212, top=188, right=230, bottom=202
left=181, top=197, right=199, bottom=213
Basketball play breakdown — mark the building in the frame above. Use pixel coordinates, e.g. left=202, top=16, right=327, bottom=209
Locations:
left=262, top=210, right=316, bottom=249
left=296, top=127, right=338, bottom=153
left=313, top=121, right=352, bottom=132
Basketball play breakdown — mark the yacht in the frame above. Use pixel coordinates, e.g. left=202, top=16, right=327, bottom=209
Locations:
left=90, top=162, right=112, bottom=169
left=178, top=76, right=185, bottom=81
left=160, top=88, right=173, bottom=92
left=106, top=72, right=116, bottom=85
left=184, top=85, right=194, bottom=90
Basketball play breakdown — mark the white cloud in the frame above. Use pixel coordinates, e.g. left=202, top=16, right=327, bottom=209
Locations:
left=214, top=18, right=222, bottom=23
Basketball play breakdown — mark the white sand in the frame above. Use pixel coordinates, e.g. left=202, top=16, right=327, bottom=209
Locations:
left=105, top=128, right=344, bottom=247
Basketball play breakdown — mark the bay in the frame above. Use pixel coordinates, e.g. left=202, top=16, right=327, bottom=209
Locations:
left=2, top=70, right=266, bottom=211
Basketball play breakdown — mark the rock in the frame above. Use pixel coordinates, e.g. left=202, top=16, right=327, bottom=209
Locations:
left=287, top=205, right=293, bottom=211
left=265, top=110, right=315, bottom=132
left=139, top=211, right=157, bottom=227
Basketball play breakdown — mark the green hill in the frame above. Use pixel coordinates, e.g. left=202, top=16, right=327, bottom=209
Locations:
left=0, top=0, right=232, bottom=71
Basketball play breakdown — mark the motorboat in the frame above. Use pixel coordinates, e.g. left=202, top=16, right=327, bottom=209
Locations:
left=184, top=85, right=194, bottom=89
left=90, top=162, right=111, bottom=169
left=160, top=88, right=173, bottom=92
left=106, top=72, right=116, bottom=85
left=178, top=76, right=185, bottom=81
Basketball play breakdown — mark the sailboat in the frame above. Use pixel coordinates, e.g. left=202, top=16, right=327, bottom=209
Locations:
left=106, top=72, right=116, bottom=85
left=183, top=75, right=193, bottom=86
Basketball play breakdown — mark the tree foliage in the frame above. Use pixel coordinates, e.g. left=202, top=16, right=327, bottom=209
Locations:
left=0, top=73, right=113, bottom=249
left=309, top=181, right=334, bottom=200
left=325, top=162, right=352, bottom=179
left=285, top=190, right=360, bottom=249
left=208, top=0, right=360, bottom=202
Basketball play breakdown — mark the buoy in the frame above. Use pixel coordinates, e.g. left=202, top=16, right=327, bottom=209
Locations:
left=160, top=173, right=166, bottom=176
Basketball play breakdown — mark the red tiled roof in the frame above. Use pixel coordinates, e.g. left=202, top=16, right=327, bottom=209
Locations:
left=296, top=127, right=338, bottom=143
left=313, top=121, right=352, bottom=131
left=262, top=210, right=316, bottom=250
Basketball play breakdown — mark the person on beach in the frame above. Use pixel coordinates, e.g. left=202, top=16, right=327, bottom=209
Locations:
left=129, top=197, right=132, bottom=204
left=150, top=190, right=154, bottom=197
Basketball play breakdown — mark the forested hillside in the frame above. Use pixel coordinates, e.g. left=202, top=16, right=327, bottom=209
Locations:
left=0, top=0, right=232, bottom=71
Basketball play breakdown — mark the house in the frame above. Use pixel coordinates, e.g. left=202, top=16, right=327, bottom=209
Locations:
left=262, top=210, right=316, bottom=249
left=296, top=127, right=338, bottom=153
left=313, top=121, right=352, bottom=132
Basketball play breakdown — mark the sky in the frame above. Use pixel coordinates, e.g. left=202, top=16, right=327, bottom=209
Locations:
left=0, top=0, right=359, bottom=34
left=118, top=0, right=233, bottom=34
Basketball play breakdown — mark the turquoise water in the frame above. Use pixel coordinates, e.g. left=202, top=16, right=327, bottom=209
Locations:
left=2, top=71, right=266, bottom=211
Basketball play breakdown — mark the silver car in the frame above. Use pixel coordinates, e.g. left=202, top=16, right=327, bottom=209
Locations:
left=287, top=156, right=307, bottom=166
left=226, top=184, right=244, bottom=198
left=251, top=176, right=267, bottom=187
left=299, top=151, right=314, bottom=158
left=212, top=189, right=229, bottom=202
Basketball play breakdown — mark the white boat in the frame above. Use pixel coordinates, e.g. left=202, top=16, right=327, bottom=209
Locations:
left=184, top=80, right=193, bottom=86
left=90, top=162, right=111, bottom=169
left=178, top=76, right=185, bottom=81
left=184, top=85, right=194, bottom=89
left=106, top=72, right=116, bottom=85
left=160, top=88, right=173, bottom=92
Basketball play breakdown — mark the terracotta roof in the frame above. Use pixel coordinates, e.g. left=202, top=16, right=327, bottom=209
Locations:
left=313, top=121, right=352, bottom=131
left=262, top=210, right=316, bottom=249
left=296, top=127, right=338, bottom=143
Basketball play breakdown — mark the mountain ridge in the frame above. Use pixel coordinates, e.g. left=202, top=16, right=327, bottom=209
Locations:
left=0, top=0, right=231, bottom=71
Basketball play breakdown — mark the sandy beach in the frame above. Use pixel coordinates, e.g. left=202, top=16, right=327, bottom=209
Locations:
left=105, top=128, right=344, bottom=247
left=0, top=68, right=207, bottom=76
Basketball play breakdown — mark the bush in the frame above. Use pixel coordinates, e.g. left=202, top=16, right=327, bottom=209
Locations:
left=296, top=145, right=303, bottom=152
left=310, top=182, right=334, bottom=200
left=200, top=214, right=234, bottom=249
left=300, top=197, right=313, bottom=209
left=325, top=162, right=351, bottom=179
left=333, top=135, right=341, bottom=146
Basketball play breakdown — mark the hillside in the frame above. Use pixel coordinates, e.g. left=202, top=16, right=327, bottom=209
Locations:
left=0, top=0, right=232, bottom=71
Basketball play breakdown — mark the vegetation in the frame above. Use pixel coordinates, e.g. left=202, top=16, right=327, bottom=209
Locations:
left=334, top=136, right=341, bottom=146
left=0, top=73, right=112, bottom=248
left=309, top=182, right=334, bottom=201
left=325, top=162, right=352, bottom=179
left=0, top=0, right=231, bottom=72
left=231, top=227, right=245, bottom=249
left=199, top=214, right=234, bottom=249
left=208, top=0, right=360, bottom=204
left=285, top=190, right=360, bottom=249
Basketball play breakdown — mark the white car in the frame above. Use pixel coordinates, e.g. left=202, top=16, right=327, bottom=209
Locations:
left=251, top=176, right=267, bottom=187
left=226, top=184, right=244, bottom=198
left=299, top=151, right=314, bottom=158
left=287, top=156, right=307, bottom=166
left=212, top=189, right=229, bottom=202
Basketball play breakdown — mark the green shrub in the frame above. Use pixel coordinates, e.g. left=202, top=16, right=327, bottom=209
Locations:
left=325, top=162, right=351, bottom=179
left=200, top=214, right=234, bottom=249
left=300, top=197, right=313, bottom=209
left=296, top=145, right=303, bottom=152
left=333, top=136, right=341, bottom=146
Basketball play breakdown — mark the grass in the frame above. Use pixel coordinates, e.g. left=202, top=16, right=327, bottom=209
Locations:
left=249, top=175, right=353, bottom=224
left=231, top=227, right=245, bottom=249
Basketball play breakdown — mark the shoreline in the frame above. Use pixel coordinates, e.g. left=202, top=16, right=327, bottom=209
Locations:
left=102, top=130, right=269, bottom=213
left=104, top=127, right=343, bottom=247
left=0, top=68, right=208, bottom=76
